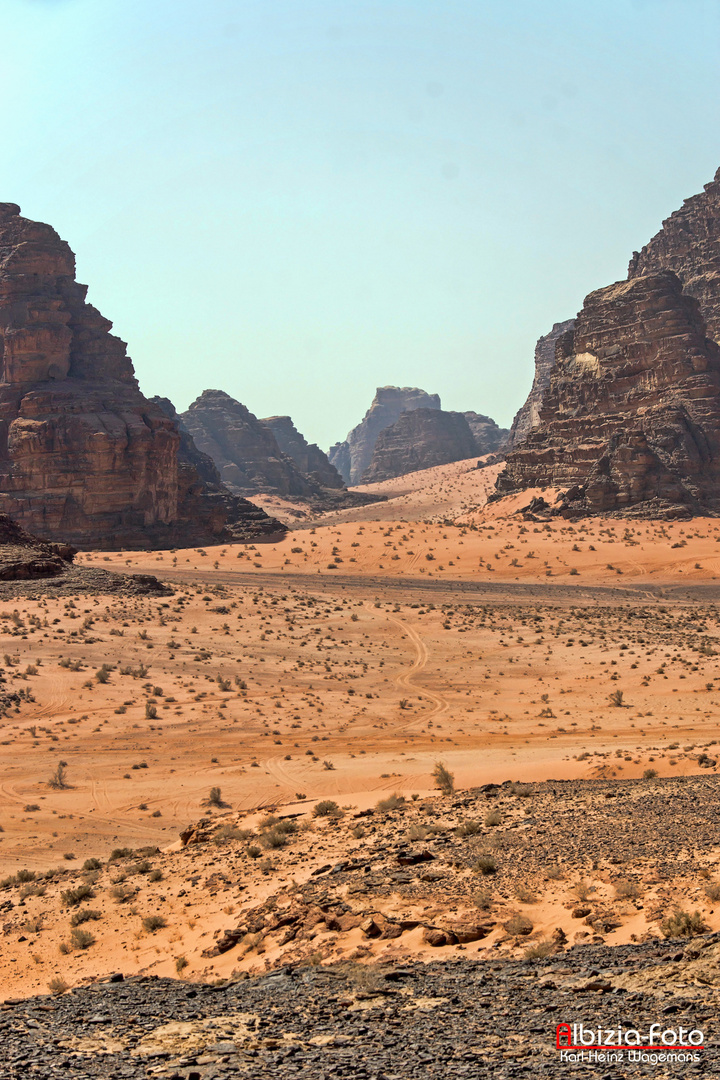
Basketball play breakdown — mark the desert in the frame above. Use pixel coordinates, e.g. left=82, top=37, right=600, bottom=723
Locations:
left=5, top=5, right=720, bottom=1077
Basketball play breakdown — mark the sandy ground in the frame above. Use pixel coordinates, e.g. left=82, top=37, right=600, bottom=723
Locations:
left=2, top=465, right=720, bottom=995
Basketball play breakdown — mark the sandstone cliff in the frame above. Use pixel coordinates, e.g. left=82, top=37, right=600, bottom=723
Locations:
left=362, top=409, right=479, bottom=482
left=463, top=411, right=509, bottom=454
left=628, top=167, right=720, bottom=344
left=497, top=271, right=720, bottom=516
left=260, top=415, right=344, bottom=489
left=0, top=204, right=282, bottom=548
left=507, top=319, right=575, bottom=448
left=328, top=387, right=441, bottom=484
left=181, top=391, right=318, bottom=498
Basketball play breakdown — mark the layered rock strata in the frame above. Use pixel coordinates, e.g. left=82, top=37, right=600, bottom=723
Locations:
left=463, top=411, right=509, bottom=454
left=362, top=409, right=479, bottom=482
left=497, top=271, right=720, bottom=515
left=181, top=391, right=319, bottom=498
left=260, top=415, right=344, bottom=489
left=507, top=319, right=575, bottom=448
left=628, top=167, right=720, bottom=343
left=0, top=203, right=281, bottom=547
left=329, top=386, right=441, bottom=484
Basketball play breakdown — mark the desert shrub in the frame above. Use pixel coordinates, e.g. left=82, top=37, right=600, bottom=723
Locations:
left=406, top=824, right=429, bottom=841
left=473, top=855, right=497, bottom=876
left=260, top=828, right=287, bottom=849
left=109, top=884, right=135, bottom=903
left=472, top=890, right=493, bottom=911
left=48, top=977, right=68, bottom=995
left=24, top=804, right=40, bottom=813
left=70, top=909, right=101, bottom=927
left=70, top=928, right=95, bottom=950
left=705, top=882, right=720, bottom=901
left=109, top=847, right=133, bottom=862
left=571, top=878, right=593, bottom=901
left=312, top=799, right=342, bottom=818
left=525, top=939, right=555, bottom=959
left=661, top=909, right=708, bottom=939
left=504, top=913, right=533, bottom=936
left=246, top=845, right=262, bottom=859
left=61, top=884, right=94, bottom=907
left=175, top=956, right=188, bottom=974
left=455, top=819, right=482, bottom=837
left=484, top=809, right=502, bottom=827
left=82, top=858, right=102, bottom=871
left=614, top=879, right=642, bottom=900
left=608, top=690, right=625, bottom=707
left=15, top=869, right=36, bottom=883
left=515, top=884, right=538, bottom=904
left=433, top=761, right=455, bottom=796
left=148, top=869, right=163, bottom=883
left=48, top=762, right=70, bottom=790
left=643, top=768, right=658, bottom=780
left=203, top=786, right=227, bottom=808
left=142, top=915, right=167, bottom=932
left=376, top=793, right=405, bottom=812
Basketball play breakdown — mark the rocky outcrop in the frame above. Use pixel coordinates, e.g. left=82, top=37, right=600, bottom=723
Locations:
left=497, top=271, right=720, bottom=516
left=261, top=415, right=344, bottom=489
left=329, top=387, right=441, bottom=484
left=628, top=167, right=720, bottom=344
left=0, top=203, right=282, bottom=548
left=362, top=409, right=478, bottom=482
left=463, top=412, right=509, bottom=454
left=150, top=396, right=282, bottom=541
left=181, top=391, right=319, bottom=498
left=508, top=319, right=575, bottom=448
left=0, top=513, right=74, bottom=580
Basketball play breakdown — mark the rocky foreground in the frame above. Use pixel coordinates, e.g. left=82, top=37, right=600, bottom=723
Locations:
left=1, top=937, right=718, bottom=1079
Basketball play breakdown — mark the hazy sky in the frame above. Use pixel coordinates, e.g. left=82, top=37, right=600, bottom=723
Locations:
left=4, top=0, right=720, bottom=448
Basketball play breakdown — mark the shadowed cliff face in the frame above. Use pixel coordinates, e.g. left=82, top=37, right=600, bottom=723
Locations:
left=508, top=319, right=575, bottom=449
left=181, top=391, right=318, bottom=498
left=498, top=271, right=720, bottom=515
left=362, top=409, right=479, bottom=482
left=261, top=415, right=345, bottom=489
left=629, top=166, right=720, bottom=345
left=328, top=386, right=441, bottom=484
left=0, top=204, right=282, bottom=548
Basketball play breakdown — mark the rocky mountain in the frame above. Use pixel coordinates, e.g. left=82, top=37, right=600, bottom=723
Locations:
left=463, top=411, right=509, bottom=454
left=181, top=391, right=317, bottom=498
left=180, top=392, right=380, bottom=513
left=329, top=386, right=441, bottom=484
left=362, top=409, right=479, bottom=482
left=0, top=203, right=282, bottom=548
left=260, top=415, right=344, bottom=489
left=628, top=166, right=720, bottom=344
left=497, top=270, right=720, bottom=516
left=507, top=319, right=575, bottom=448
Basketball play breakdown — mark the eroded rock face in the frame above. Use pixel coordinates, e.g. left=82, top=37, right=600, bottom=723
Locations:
left=0, top=204, right=282, bottom=547
left=463, top=411, right=509, bottom=455
left=261, top=415, right=344, bottom=489
left=328, top=386, right=441, bottom=484
left=181, top=391, right=318, bottom=497
left=508, top=319, right=575, bottom=448
left=498, top=271, right=720, bottom=515
left=362, top=409, right=478, bottom=482
left=628, top=167, right=720, bottom=344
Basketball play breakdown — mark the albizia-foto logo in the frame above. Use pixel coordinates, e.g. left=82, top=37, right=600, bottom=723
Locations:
left=557, top=1023, right=704, bottom=1049
left=555, top=1023, right=704, bottom=1065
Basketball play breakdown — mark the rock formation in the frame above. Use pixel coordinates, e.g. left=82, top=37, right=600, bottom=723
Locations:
left=329, top=387, right=441, bottom=484
left=463, top=412, right=509, bottom=455
left=362, top=409, right=479, bottom=482
left=181, top=391, right=319, bottom=498
left=507, top=319, right=575, bottom=448
left=0, top=513, right=74, bottom=580
left=0, top=203, right=282, bottom=548
left=497, top=271, right=720, bottom=515
left=628, top=167, right=720, bottom=344
left=260, top=416, right=344, bottom=489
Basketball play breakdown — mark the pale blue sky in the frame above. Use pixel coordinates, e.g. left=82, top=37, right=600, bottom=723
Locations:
left=3, top=0, right=720, bottom=448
